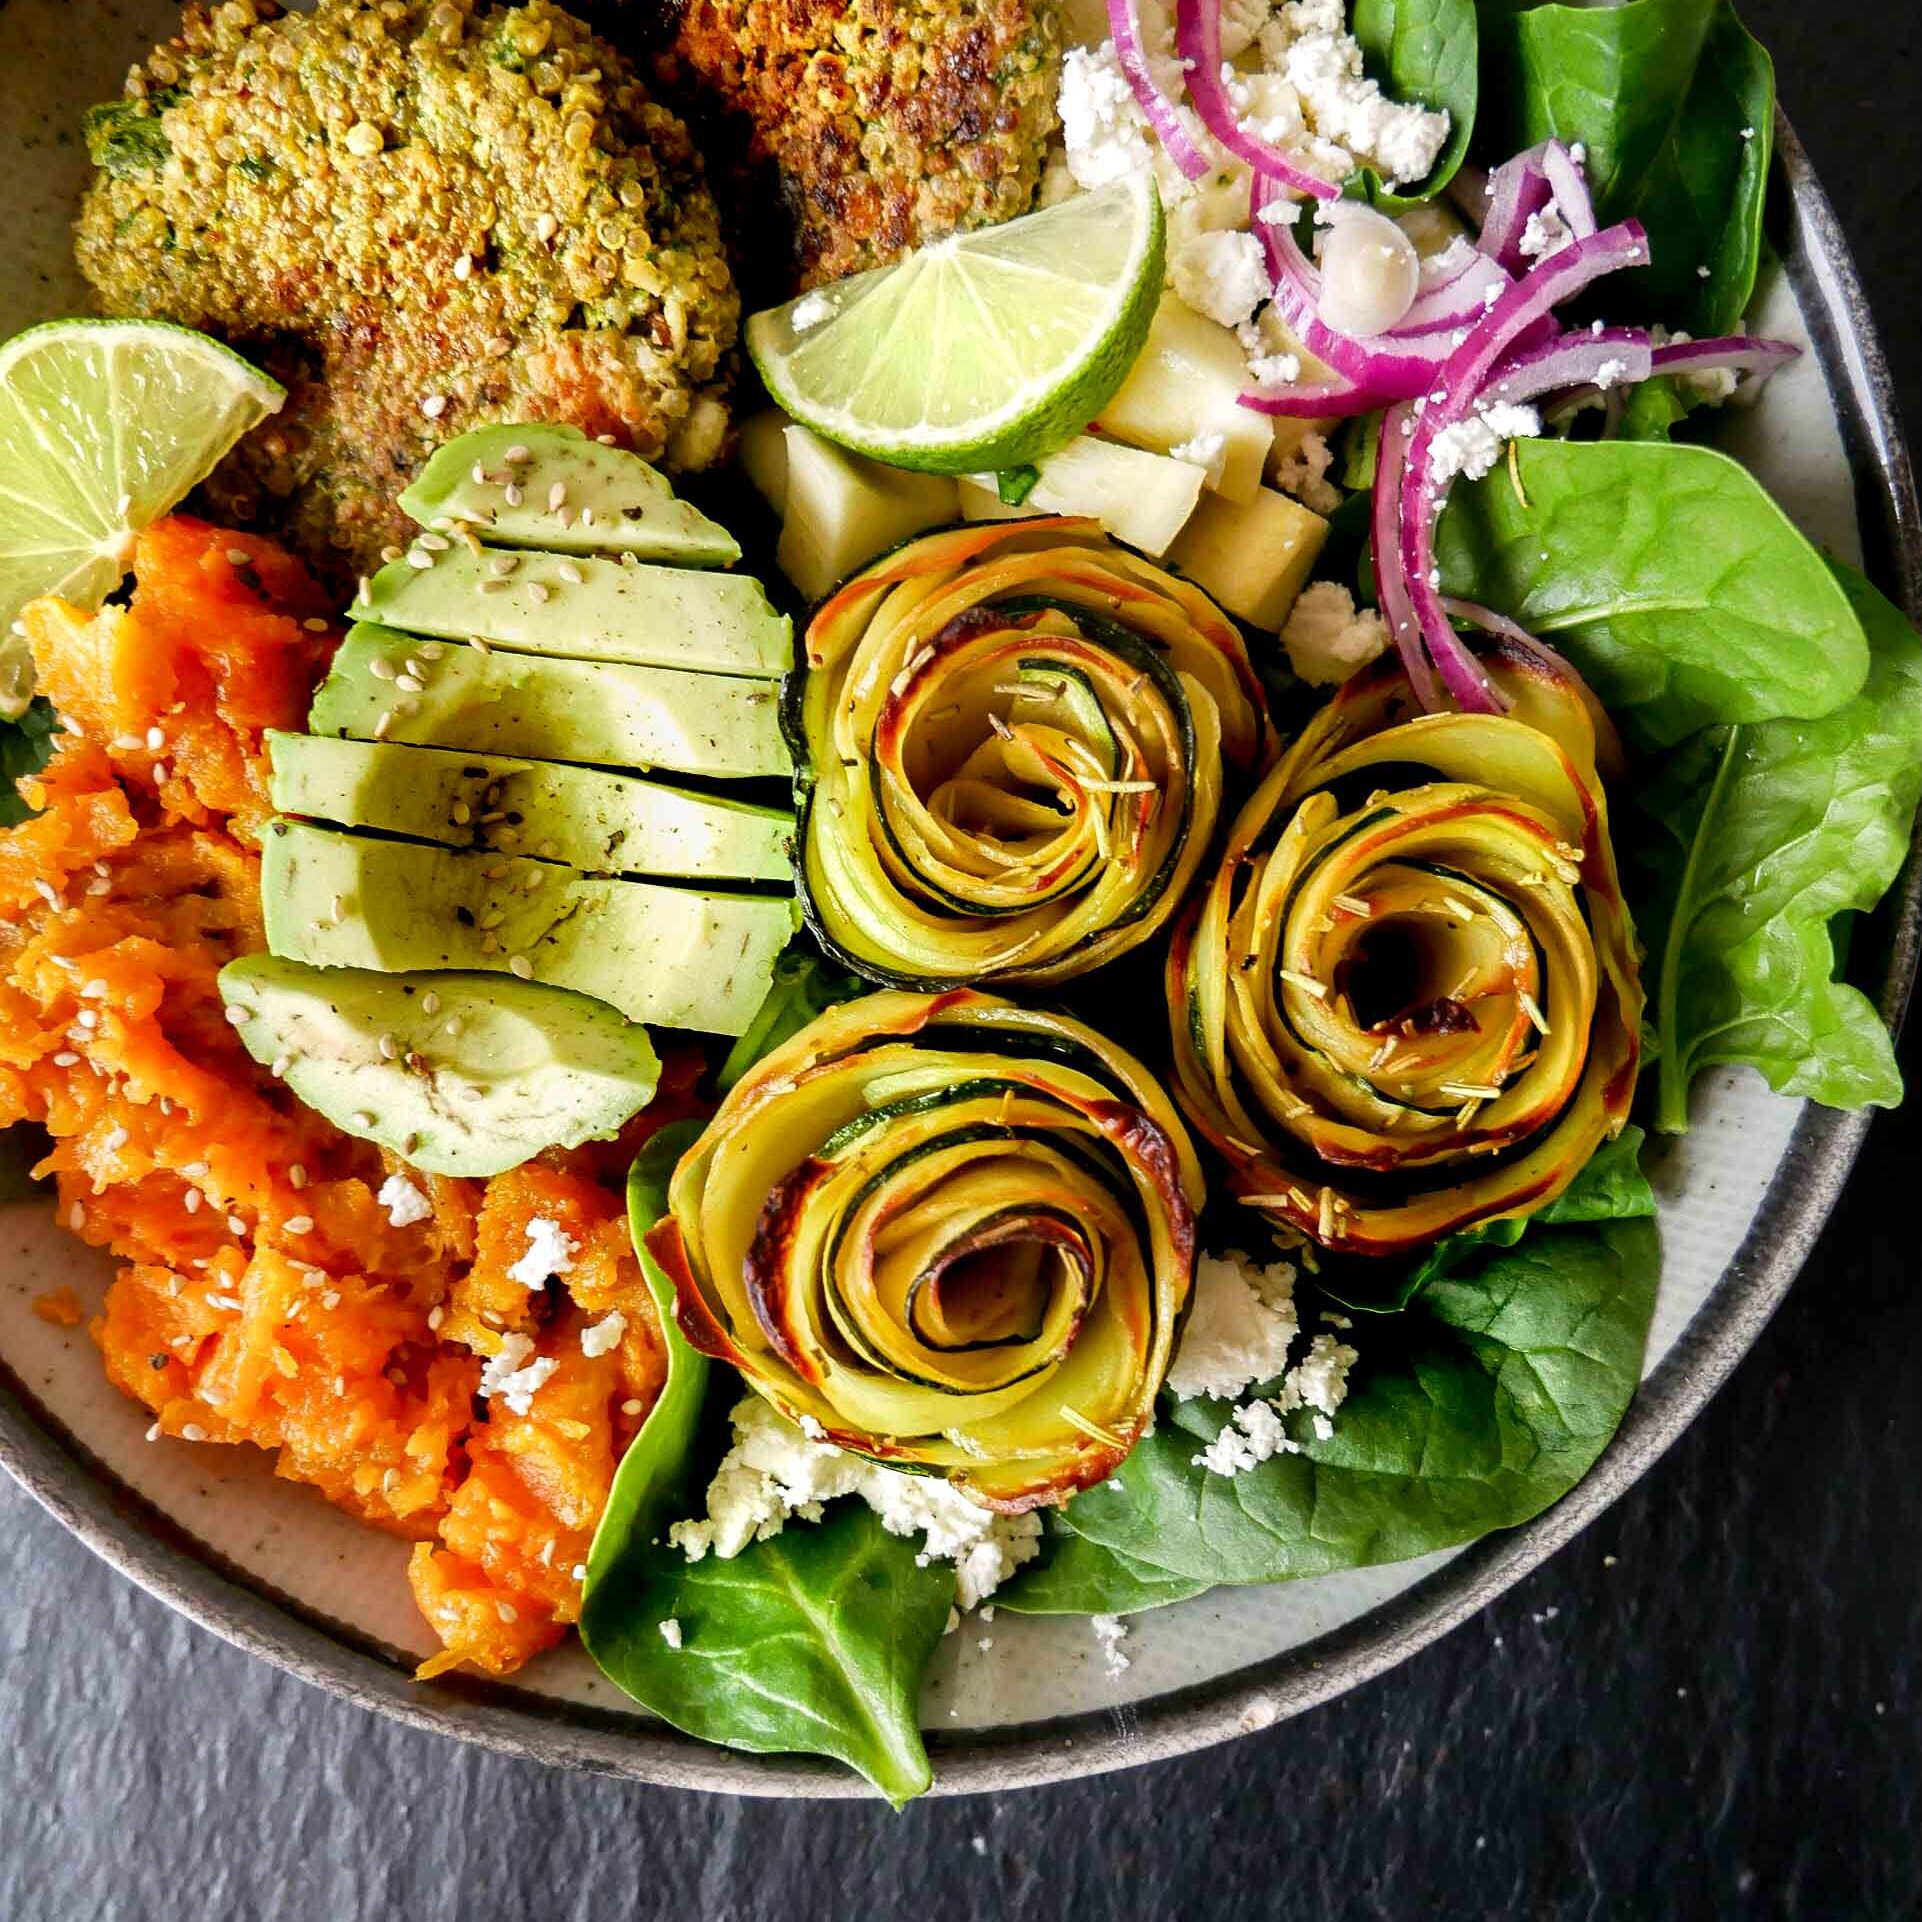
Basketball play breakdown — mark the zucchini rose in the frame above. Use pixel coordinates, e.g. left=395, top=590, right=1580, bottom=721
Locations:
left=1167, top=633, right=1642, bottom=1257
left=646, top=989, right=1203, bottom=1508
left=791, top=519, right=1272, bottom=987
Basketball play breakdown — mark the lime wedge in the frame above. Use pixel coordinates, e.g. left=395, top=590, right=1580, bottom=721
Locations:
left=745, top=174, right=1165, bottom=475
left=0, top=318, right=284, bottom=718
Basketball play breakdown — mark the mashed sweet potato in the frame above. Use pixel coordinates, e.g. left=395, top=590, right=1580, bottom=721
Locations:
left=1, top=517, right=699, bottom=1679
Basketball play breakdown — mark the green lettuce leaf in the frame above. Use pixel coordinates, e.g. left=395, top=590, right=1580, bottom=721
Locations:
left=716, top=943, right=864, bottom=1092
left=1436, top=439, right=1868, bottom=746
left=0, top=700, right=59, bottom=827
left=1352, top=0, right=1479, bottom=209
left=1634, top=562, right=1922, bottom=1131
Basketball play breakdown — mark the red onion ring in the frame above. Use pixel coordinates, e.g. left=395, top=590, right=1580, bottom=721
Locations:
left=1108, top=0, right=1213, bottom=182
left=1176, top=0, right=1341, bottom=201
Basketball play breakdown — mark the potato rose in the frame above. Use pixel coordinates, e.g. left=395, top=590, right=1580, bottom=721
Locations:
left=791, top=520, right=1272, bottom=988
left=645, top=988, right=1203, bottom=1508
left=1167, top=632, right=1642, bottom=1257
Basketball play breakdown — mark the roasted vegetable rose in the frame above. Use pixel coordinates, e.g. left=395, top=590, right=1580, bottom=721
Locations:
left=791, top=520, right=1272, bottom=988
left=645, top=989, right=1203, bottom=1508
left=1167, top=633, right=1642, bottom=1257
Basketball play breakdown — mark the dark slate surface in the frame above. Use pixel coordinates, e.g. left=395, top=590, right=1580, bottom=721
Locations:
left=4, top=6, right=1920, bottom=1918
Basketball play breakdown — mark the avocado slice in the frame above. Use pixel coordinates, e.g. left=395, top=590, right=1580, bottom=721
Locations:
left=398, top=424, right=740, bottom=565
left=263, top=820, right=798, bottom=1035
left=267, top=732, right=793, bottom=883
left=218, top=954, right=662, bottom=1178
left=309, top=624, right=790, bottom=781
left=360, top=547, right=792, bottom=677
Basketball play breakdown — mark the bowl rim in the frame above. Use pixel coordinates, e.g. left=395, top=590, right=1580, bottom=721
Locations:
left=2, top=113, right=1917, bottom=1800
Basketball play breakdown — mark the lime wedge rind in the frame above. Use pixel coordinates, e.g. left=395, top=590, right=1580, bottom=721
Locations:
left=746, top=175, right=1166, bottom=475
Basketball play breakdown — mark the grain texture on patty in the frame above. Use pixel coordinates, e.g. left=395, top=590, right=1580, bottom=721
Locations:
left=75, top=0, right=740, bottom=580
left=646, top=0, right=1063, bottom=292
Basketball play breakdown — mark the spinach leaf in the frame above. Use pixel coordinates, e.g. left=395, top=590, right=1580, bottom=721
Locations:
left=0, top=700, right=59, bottom=827
left=581, top=1119, right=951, bottom=1803
left=1352, top=0, right=1479, bottom=209
left=1634, top=562, right=1922, bottom=1132
left=1487, top=0, right=1773, bottom=334
left=1012, top=1217, right=1659, bottom=1591
left=585, top=1502, right=954, bottom=1805
left=998, top=1522, right=1213, bottom=1617
left=716, top=943, right=864, bottom=1091
left=1435, top=439, right=1868, bottom=746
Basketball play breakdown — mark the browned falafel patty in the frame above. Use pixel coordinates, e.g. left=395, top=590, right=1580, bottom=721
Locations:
left=646, top=0, right=1062, bottom=293
left=75, top=0, right=740, bottom=581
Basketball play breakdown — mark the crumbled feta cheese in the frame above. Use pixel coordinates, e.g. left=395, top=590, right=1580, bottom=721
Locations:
left=1168, top=429, right=1229, bottom=485
left=1167, top=1253, right=1299, bottom=1401
left=376, top=1173, right=432, bottom=1229
left=478, top=1334, right=557, bottom=1417
left=1271, top=425, right=1341, bottom=514
left=1196, top=1398, right=1294, bottom=1474
left=1169, top=227, right=1272, bottom=329
left=1519, top=204, right=1573, bottom=261
left=1091, top=1613, right=1132, bottom=1678
left=789, top=291, right=835, bottom=333
left=1278, top=1331, right=1358, bottom=1420
left=580, top=1310, right=626, bottom=1359
left=507, top=1216, right=578, bottom=1290
left=1058, top=43, right=1159, bottom=192
left=669, top=1398, right=1043, bottom=1608
left=1425, top=402, right=1542, bottom=490
left=1282, top=580, right=1391, bottom=685
left=1219, top=0, right=1272, bottom=59
left=1238, top=308, right=1304, bottom=389
left=658, top=1617, right=683, bottom=1649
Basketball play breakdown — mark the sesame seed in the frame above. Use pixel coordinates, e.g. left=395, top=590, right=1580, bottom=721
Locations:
left=225, top=1004, right=249, bottom=1026
left=504, top=443, right=531, bottom=464
left=303, top=617, right=331, bottom=634
left=225, top=548, right=252, bottom=567
left=503, top=482, right=523, bottom=507
left=579, top=506, right=595, bottom=529
left=182, top=1161, right=208, bottom=1179
left=380, top=545, right=404, bottom=564
left=185, top=1190, right=202, bottom=1214
left=479, top=909, right=505, bottom=931
left=378, top=1033, right=399, bottom=1059
left=427, top=1305, right=445, bottom=1331
left=151, top=764, right=168, bottom=785
left=595, top=434, right=617, bottom=448
left=453, top=255, right=474, bottom=281
left=508, top=956, right=534, bottom=980
left=51, top=1051, right=79, bottom=1067
left=369, top=656, right=398, bottom=681
left=488, top=553, right=519, bottom=576
left=534, top=212, right=559, bottom=243
left=570, top=1565, right=587, bottom=1583
left=622, top=1398, right=644, bottom=1416
left=112, top=735, right=144, bottom=751
left=421, top=394, right=449, bottom=420
left=102, top=1125, right=128, bottom=1151
left=523, top=871, right=544, bottom=893
left=290, top=1164, right=308, bottom=1189
left=86, top=878, right=112, bottom=897
left=450, top=801, right=472, bottom=825
left=405, top=551, right=434, bottom=571
left=351, top=1111, right=376, bottom=1130
left=145, top=1423, right=162, bottom=1443
left=270, top=1054, right=292, bottom=1079
left=547, top=482, right=567, bottom=511
left=145, top=726, right=166, bottom=752
left=421, top=991, right=442, bottom=1016
left=394, top=673, right=425, bottom=694
left=331, top=894, right=347, bottom=924
left=496, top=1601, right=518, bottom=1624
left=445, top=1017, right=465, bottom=1039
left=417, top=642, right=445, bottom=661
left=557, top=561, right=583, bottom=584
left=417, top=533, right=450, bottom=554
left=285, top=1215, right=315, bottom=1235
left=181, top=1423, right=208, bottom=1443
left=73, top=1010, right=98, bottom=1031
left=68, top=1202, right=86, bottom=1230
left=374, top=712, right=394, bottom=740
left=227, top=1215, right=248, bottom=1236
left=527, top=580, right=551, bottom=604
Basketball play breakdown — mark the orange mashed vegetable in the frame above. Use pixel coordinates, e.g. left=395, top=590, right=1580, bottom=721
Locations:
left=0, top=517, right=703, bottom=1679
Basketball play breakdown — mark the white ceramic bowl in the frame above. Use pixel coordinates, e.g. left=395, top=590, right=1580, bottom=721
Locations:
left=1, top=0, right=1917, bottom=1796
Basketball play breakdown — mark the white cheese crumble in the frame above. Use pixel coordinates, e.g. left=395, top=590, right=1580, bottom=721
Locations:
left=507, top=1216, right=578, bottom=1290
left=669, top=1398, right=1042, bottom=1609
left=1594, top=357, right=1631, bottom=391
left=1169, top=227, right=1273, bottom=329
left=658, top=1617, right=684, bottom=1649
left=1168, top=428, right=1229, bottom=484
left=1425, top=401, right=1542, bottom=490
left=1166, top=1253, right=1300, bottom=1401
left=478, top=1333, right=557, bottom=1417
left=579, top=1310, right=626, bottom=1359
left=1091, top=1613, right=1132, bottom=1678
left=1519, top=204, right=1573, bottom=261
left=1281, top=580, right=1391, bottom=685
left=1058, top=43, right=1160, bottom=193
left=1170, top=1251, right=1361, bottom=1476
left=376, top=1174, right=432, bottom=1228
left=789, top=290, right=835, bottom=333
left=1270, top=424, right=1341, bottom=513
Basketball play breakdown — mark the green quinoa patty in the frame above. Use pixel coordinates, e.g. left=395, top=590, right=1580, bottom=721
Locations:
left=639, top=0, right=1063, bottom=293
left=76, top=0, right=740, bottom=581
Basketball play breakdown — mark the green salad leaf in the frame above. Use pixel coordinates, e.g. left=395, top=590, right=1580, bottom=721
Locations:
left=1633, top=562, right=1922, bottom=1132
left=0, top=700, right=59, bottom=828
left=1004, top=1212, right=1658, bottom=1605
left=1353, top=0, right=1479, bottom=209
left=1436, top=439, right=1868, bottom=746
left=715, top=943, right=864, bottom=1092
left=1485, top=0, right=1773, bottom=335
left=998, top=1524, right=1214, bottom=1617
left=580, top=1117, right=951, bottom=1803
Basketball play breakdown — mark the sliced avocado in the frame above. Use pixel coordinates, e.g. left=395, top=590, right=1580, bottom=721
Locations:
left=267, top=732, right=793, bottom=883
left=398, top=424, right=740, bottom=565
left=262, top=819, right=799, bottom=1035
left=361, top=548, right=792, bottom=677
left=218, top=954, right=661, bottom=1178
left=309, top=624, right=790, bottom=780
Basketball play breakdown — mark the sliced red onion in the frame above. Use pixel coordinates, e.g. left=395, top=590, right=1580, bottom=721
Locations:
left=1253, top=176, right=1452, bottom=398
left=1176, top=0, right=1340, bottom=201
left=1476, top=151, right=1554, bottom=273
left=1396, top=223, right=1654, bottom=716
left=1650, top=335, right=1801, bottom=383
left=1373, top=405, right=1445, bottom=709
left=1393, top=249, right=1514, bottom=336
left=1539, top=141, right=1596, bottom=241
left=1479, top=327, right=1654, bottom=409
left=1238, top=378, right=1386, bottom=419
left=1108, top=0, right=1212, bottom=182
